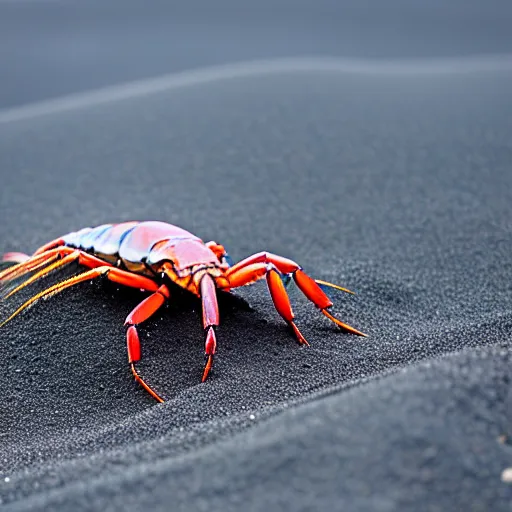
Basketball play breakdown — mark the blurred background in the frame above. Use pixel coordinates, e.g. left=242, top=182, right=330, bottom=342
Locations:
left=1, top=0, right=512, bottom=110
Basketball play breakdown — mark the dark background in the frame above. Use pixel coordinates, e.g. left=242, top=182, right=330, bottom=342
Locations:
left=1, top=2, right=512, bottom=511
left=2, top=0, right=512, bottom=108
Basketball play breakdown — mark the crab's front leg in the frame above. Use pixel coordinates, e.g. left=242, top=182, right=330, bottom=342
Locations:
left=225, top=252, right=366, bottom=338
left=224, top=261, right=309, bottom=344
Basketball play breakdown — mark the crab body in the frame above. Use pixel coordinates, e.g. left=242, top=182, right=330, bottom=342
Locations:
left=60, top=221, right=229, bottom=294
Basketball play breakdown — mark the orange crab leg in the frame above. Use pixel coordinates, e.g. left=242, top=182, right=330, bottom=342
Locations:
left=0, top=245, right=105, bottom=287
left=125, top=284, right=170, bottom=403
left=266, top=268, right=309, bottom=345
left=125, top=285, right=169, bottom=326
left=223, top=262, right=308, bottom=344
left=0, top=266, right=109, bottom=328
left=0, top=265, right=158, bottom=327
left=227, top=252, right=297, bottom=275
left=226, top=252, right=366, bottom=337
left=3, top=250, right=81, bottom=299
left=0, top=237, right=68, bottom=282
left=33, top=237, right=66, bottom=255
left=1, top=249, right=116, bottom=299
left=226, top=262, right=268, bottom=288
left=0, top=247, right=72, bottom=284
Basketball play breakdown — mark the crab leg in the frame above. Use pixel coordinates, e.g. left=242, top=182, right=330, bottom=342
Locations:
left=0, top=236, right=68, bottom=282
left=33, top=237, right=66, bottom=255
left=0, top=245, right=166, bottom=402
left=226, top=252, right=366, bottom=337
left=0, top=263, right=164, bottom=401
left=224, top=262, right=309, bottom=344
left=2, top=249, right=80, bottom=299
left=0, top=267, right=109, bottom=328
left=199, top=274, right=220, bottom=382
left=125, top=284, right=170, bottom=403
left=0, top=265, right=158, bottom=328
left=1, top=249, right=116, bottom=300
left=0, top=248, right=66, bottom=284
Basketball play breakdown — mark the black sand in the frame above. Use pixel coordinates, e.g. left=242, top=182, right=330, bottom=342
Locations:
left=1, top=20, right=512, bottom=512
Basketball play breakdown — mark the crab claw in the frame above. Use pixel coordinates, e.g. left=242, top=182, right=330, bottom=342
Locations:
left=202, top=326, right=217, bottom=382
left=202, top=355, right=214, bottom=382
left=315, top=279, right=355, bottom=295
left=321, top=308, right=367, bottom=337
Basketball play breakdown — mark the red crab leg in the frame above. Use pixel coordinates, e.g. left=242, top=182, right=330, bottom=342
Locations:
left=200, top=274, right=220, bottom=382
left=224, top=262, right=308, bottom=345
left=226, top=252, right=366, bottom=337
left=125, top=284, right=170, bottom=403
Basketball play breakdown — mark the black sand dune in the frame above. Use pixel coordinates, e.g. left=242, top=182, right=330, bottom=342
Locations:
left=1, top=64, right=512, bottom=510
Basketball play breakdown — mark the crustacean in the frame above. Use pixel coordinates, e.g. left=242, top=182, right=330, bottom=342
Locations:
left=0, top=221, right=365, bottom=402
